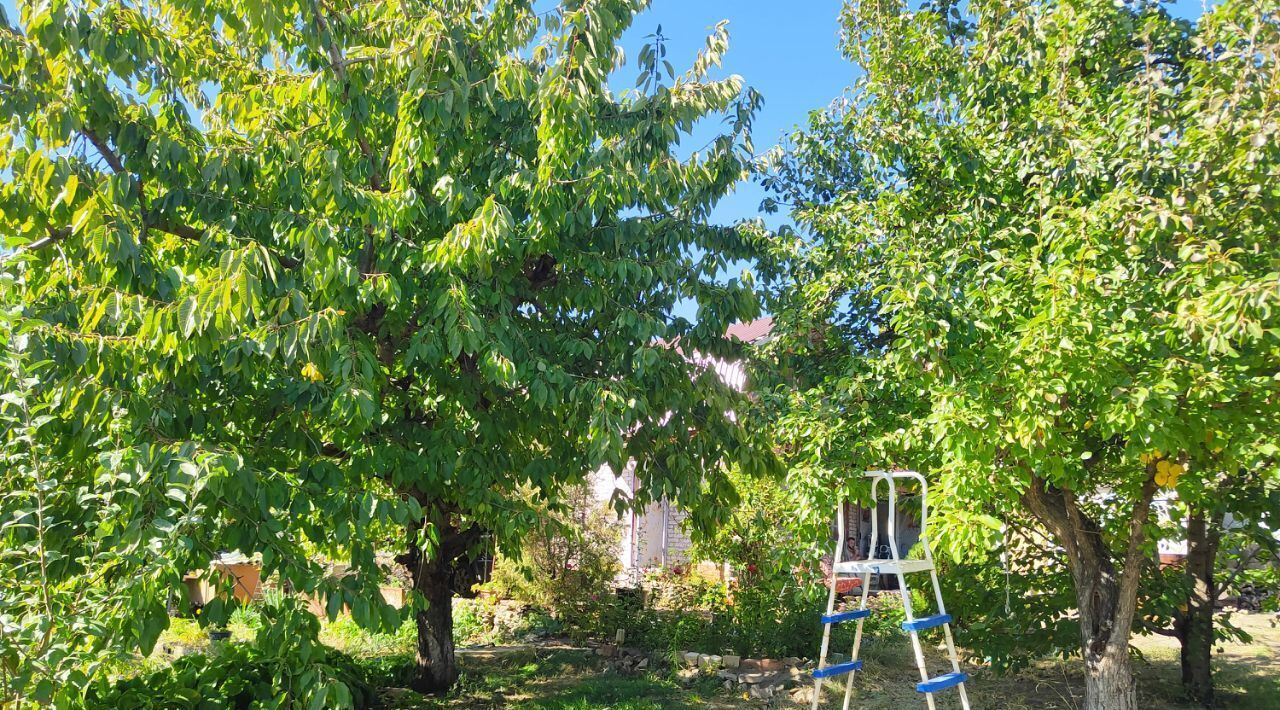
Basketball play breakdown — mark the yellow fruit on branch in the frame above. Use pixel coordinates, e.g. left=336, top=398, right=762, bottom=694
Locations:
left=301, top=362, right=325, bottom=383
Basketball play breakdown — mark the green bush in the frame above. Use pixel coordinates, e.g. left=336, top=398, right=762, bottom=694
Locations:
left=79, top=643, right=374, bottom=709
left=319, top=614, right=415, bottom=658
left=592, top=565, right=919, bottom=659
left=451, top=597, right=493, bottom=646
left=482, top=484, right=620, bottom=635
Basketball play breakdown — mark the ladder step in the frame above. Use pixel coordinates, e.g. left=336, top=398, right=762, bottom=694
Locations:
left=822, top=608, right=871, bottom=624
left=812, top=660, right=863, bottom=679
left=917, top=671, right=968, bottom=693
left=833, top=559, right=933, bottom=575
left=901, top=613, right=952, bottom=632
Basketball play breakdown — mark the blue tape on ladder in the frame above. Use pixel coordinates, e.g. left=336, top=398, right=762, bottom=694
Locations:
left=916, top=672, right=967, bottom=693
left=821, top=608, right=871, bottom=624
left=900, top=613, right=952, bottom=632
left=812, top=660, right=863, bottom=679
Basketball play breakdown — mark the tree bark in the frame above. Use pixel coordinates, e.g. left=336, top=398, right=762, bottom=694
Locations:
left=1022, top=474, right=1157, bottom=710
left=400, top=505, right=484, bottom=694
left=1178, top=506, right=1220, bottom=707
left=410, top=550, right=458, bottom=694
left=1082, top=641, right=1138, bottom=710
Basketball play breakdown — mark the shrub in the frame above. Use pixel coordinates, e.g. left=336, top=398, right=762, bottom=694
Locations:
left=482, top=484, right=620, bottom=633
left=451, top=597, right=494, bottom=646
left=319, top=614, right=415, bottom=658
left=642, top=566, right=727, bottom=612
left=80, top=642, right=374, bottom=709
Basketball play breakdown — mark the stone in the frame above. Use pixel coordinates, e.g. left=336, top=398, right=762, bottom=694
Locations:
left=635, top=658, right=649, bottom=671
left=756, top=658, right=786, bottom=671
left=741, top=670, right=791, bottom=688
left=721, top=654, right=741, bottom=669
left=716, top=669, right=738, bottom=681
left=683, top=651, right=700, bottom=667
left=599, top=644, right=617, bottom=658
left=677, top=668, right=699, bottom=685
left=491, top=600, right=528, bottom=639
left=722, top=680, right=734, bottom=690
left=698, top=654, right=722, bottom=669
left=790, top=686, right=815, bottom=704
left=749, top=684, right=777, bottom=700
left=783, top=656, right=802, bottom=667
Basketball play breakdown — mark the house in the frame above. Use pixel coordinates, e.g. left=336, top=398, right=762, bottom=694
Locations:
left=589, top=317, right=926, bottom=587
left=589, top=318, right=771, bottom=584
left=182, top=552, right=263, bottom=608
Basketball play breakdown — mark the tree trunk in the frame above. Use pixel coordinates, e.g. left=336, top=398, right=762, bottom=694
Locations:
left=400, top=505, right=483, bottom=694
left=1022, top=474, right=1157, bottom=710
left=1082, top=642, right=1138, bottom=710
left=1066, top=504, right=1139, bottom=710
left=410, top=552, right=458, bottom=694
left=1178, top=506, right=1220, bottom=707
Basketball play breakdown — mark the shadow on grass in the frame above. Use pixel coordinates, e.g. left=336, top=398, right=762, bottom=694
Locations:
left=374, top=649, right=715, bottom=709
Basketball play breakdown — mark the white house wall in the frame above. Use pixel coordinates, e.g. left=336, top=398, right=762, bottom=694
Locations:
left=583, top=319, right=774, bottom=586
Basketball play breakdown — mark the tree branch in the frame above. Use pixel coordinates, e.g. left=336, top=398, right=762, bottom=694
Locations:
left=309, top=0, right=384, bottom=193
left=1111, top=470, right=1159, bottom=647
left=80, top=127, right=126, bottom=174
left=5, top=226, right=71, bottom=259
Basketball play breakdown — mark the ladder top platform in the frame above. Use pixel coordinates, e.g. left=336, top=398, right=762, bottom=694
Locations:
left=833, top=559, right=934, bottom=575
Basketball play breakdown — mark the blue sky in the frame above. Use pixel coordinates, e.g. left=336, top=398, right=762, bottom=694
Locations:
left=615, top=0, right=849, bottom=233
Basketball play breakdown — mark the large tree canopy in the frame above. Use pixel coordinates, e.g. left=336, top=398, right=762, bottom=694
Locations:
left=758, top=0, right=1279, bottom=708
left=0, top=0, right=771, bottom=702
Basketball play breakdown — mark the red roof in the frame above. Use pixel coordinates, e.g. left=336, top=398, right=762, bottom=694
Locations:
left=725, top=317, right=774, bottom=344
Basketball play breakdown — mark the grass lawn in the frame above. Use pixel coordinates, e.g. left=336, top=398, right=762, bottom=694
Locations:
left=364, top=612, right=1280, bottom=709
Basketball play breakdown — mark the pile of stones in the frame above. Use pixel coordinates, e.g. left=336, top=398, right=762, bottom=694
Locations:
left=590, top=643, right=658, bottom=674
left=677, top=652, right=814, bottom=700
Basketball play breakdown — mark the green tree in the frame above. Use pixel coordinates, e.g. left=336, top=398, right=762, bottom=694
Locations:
left=0, top=0, right=770, bottom=699
left=759, top=0, right=1280, bottom=707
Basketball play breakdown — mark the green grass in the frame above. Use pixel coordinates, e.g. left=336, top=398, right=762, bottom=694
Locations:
left=123, top=608, right=1280, bottom=709
left=371, top=649, right=722, bottom=709
left=364, top=612, right=1280, bottom=709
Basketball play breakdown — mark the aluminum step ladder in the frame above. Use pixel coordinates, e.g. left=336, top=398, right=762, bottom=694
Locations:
left=810, top=471, right=970, bottom=710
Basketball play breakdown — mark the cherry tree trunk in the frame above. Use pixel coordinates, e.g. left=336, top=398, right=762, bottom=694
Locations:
left=410, top=553, right=458, bottom=694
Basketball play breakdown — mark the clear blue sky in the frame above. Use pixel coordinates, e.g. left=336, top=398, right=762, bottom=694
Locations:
left=615, top=0, right=850, bottom=232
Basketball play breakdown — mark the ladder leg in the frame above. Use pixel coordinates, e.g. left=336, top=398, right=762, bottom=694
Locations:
left=898, top=571, right=936, bottom=710
left=927, top=567, right=970, bottom=710
left=840, top=571, right=872, bottom=710
left=811, top=563, right=841, bottom=710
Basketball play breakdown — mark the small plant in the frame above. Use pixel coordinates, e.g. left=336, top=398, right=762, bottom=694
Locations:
left=452, top=597, right=495, bottom=645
